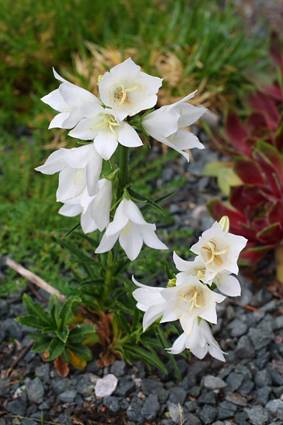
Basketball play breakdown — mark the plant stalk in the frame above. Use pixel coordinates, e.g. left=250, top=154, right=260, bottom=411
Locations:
left=103, top=145, right=129, bottom=299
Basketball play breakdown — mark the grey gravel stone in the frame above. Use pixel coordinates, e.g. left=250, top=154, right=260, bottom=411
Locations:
left=21, top=420, right=37, bottom=425
left=255, top=386, right=271, bottom=404
left=266, top=399, right=283, bottom=420
left=168, top=386, right=187, bottom=404
left=235, top=335, right=255, bottom=359
left=203, top=375, right=226, bottom=390
left=103, top=396, right=120, bottom=413
left=26, top=378, right=44, bottom=404
left=6, top=398, right=27, bottom=416
left=2, top=318, right=23, bottom=340
left=199, top=405, right=217, bottom=424
left=226, top=372, right=244, bottom=391
left=238, top=379, right=254, bottom=396
left=249, top=328, right=273, bottom=351
left=76, top=373, right=96, bottom=396
left=229, top=319, right=247, bottom=337
left=234, top=411, right=249, bottom=425
left=255, top=369, right=271, bottom=387
left=185, top=400, right=198, bottom=412
left=141, top=394, right=160, bottom=420
left=116, top=377, right=135, bottom=396
left=244, top=406, right=268, bottom=425
left=269, top=368, right=283, bottom=386
left=184, top=413, right=201, bottom=425
left=273, top=316, right=283, bottom=330
left=225, top=393, right=247, bottom=407
left=217, top=401, right=237, bottom=419
left=35, top=364, right=50, bottom=383
left=127, top=396, right=144, bottom=423
left=198, top=390, right=216, bottom=405
left=58, top=389, right=76, bottom=403
left=141, top=378, right=163, bottom=394
left=111, top=360, right=126, bottom=376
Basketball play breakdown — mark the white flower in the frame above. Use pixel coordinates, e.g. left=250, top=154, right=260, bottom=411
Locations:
left=69, top=106, right=142, bottom=160
left=132, top=275, right=225, bottom=333
left=59, top=178, right=112, bottom=233
left=190, top=220, right=247, bottom=280
left=98, top=58, right=162, bottom=120
left=161, top=275, right=225, bottom=334
left=96, top=198, right=167, bottom=261
left=132, top=277, right=166, bottom=331
left=168, top=320, right=225, bottom=361
left=142, top=91, right=206, bottom=160
left=42, top=68, right=100, bottom=129
left=173, top=253, right=241, bottom=297
left=35, top=144, right=103, bottom=201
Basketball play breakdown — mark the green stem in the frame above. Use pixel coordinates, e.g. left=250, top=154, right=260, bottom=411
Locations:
left=103, top=145, right=129, bottom=300
left=117, top=145, right=129, bottom=199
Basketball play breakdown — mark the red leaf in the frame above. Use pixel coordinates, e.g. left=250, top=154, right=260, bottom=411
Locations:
left=256, top=223, right=283, bottom=244
left=240, top=244, right=273, bottom=264
left=250, top=92, right=280, bottom=131
left=225, top=113, right=251, bottom=156
left=234, top=158, right=265, bottom=185
left=263, top=84, right=283, bottom=102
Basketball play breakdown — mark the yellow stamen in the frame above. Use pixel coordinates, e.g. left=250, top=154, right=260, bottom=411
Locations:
left=201, top=240, right=227, bottom=266
left=114, top=85, right=138, bottom=105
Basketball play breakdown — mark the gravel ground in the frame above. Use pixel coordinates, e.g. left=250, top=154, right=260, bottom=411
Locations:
left=0, top=140, right=283, bottom=425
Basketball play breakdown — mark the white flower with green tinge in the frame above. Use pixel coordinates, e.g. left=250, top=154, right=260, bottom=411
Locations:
left=142, top=91, right=206, bottom=160
left=168, top=319, right=225, bottom=361
left=98, top=58, right=162, bottom=120
left=59, top=178, right=112, bottom=234
left=96, top=198, right=167, bottom=261
left=69, top=106, right=143, bottom=160
left=173, top=252, right=242, bottom=297
left=132, top=275, right=225, bottom=333
left=35, top=144, right=103, bottom=201
left=190, top=219, right=247, bottom=281
left=42, top=69, right=100, bottom=129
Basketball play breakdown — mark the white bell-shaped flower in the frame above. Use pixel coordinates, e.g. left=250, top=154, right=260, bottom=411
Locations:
left=59, top=178, right=112, bottom=234
left=161, top=275, right=225, bottom=334
left=132, top=275, right=225, bottom=334
left=42, top=69, right=100, bottom=129
left=142, top=91, right=206, bottom=160
left=98, top=58, right=162, bottom=120
left=69, top=106, right=142, bottom=160
left=132, top=277, right=167, bottom=331
left=173, top=253, right=241, bottom=297
left=96, top=198, right=167, bottom=261
left=35, top=144, right=103, bottom=201
left=168, top=320, right=225, bottom=361
left=190, top=220, right=247, bottom=280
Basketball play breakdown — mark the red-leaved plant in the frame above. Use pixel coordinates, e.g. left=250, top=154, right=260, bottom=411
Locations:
left=209, top=34, right=283, bottom=270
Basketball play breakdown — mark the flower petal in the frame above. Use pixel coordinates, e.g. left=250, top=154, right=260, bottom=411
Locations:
left=216, top=273, right=241, bottom=297
left=173, top=252, right=191, bottom=272
left=49, top=112, right=70, bottom=129
left=119, top=224, right=143, bottom=261
left=118, top=123, right=143, bottom=147
left=94, top=131, right=118, bottom=160
left=95, top=232, right=119, bottom=254
left=141, top=226, right=168, bottom=250
left=167, top=332, right=187, bottom=355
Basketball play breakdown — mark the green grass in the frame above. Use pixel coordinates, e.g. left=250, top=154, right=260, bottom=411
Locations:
left=0, top=0, right=270, bottom=296
left=0, top=0, right=269, bottom=128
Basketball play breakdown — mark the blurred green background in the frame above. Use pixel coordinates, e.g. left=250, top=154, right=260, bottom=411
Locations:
left=0, top=0, right=270, bottom=296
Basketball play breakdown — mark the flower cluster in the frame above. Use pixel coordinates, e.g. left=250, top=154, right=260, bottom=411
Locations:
left=133, top=216, right=247, bottom=360
left=38, top=58, right=247, bottom=362
left=37, top=58, right=206, bottom=261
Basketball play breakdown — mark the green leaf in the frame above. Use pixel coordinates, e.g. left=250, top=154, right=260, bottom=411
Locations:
left=203, top=161, right=242, bottom=195
left=47, top=338, right=66, bottom=361
left=22, top=294, right=50, bottom=326
left=125, top=345, right=167, bottom=374
left=69, top=324, right=98, bottom=344
left=31, top=335, right=52, bottom=353
left=67, top=344, right=93, bottom=361
left=58, top=296, right=81, bottom=330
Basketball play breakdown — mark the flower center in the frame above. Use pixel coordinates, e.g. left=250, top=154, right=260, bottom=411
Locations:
left=182, top=286, right=204, bottom=311
left=196, top=267, right=206, bottom=280
left=113, top=85, right=137, bottom=105
left=95, top=113, right=120, bottom=134
left=201, top=240, right=227, bottom=266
